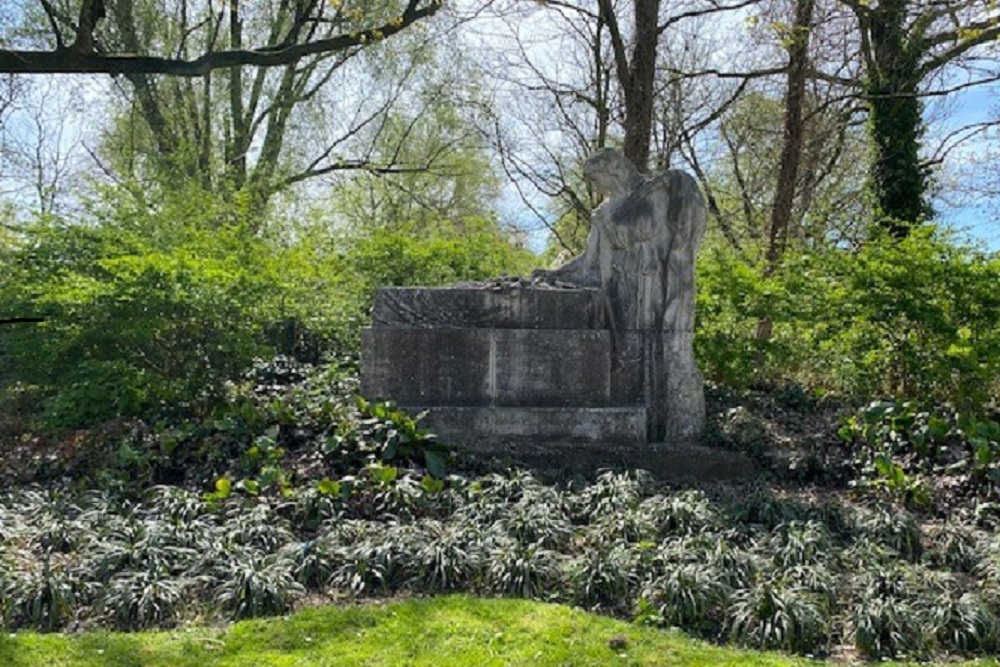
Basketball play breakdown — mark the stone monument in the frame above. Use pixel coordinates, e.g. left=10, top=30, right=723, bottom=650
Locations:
left=362, top=149, right=738, bottom=476
left=532, top=148, right=706, bottom=443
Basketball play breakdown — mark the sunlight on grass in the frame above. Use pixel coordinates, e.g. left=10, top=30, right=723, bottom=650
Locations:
left=0, top=596, right=993, bottom=666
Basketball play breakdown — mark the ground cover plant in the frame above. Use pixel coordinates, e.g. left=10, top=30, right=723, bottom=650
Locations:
left=2, top=361, right=1000, bottom=662
left=2, top=383, right=1000, bottom=662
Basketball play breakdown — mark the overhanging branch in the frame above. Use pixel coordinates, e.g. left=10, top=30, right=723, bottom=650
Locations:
left=0, top=0, right=440, bottom=76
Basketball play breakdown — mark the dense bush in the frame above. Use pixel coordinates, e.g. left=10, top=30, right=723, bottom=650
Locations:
left=697, top=229, right=1000, bottom=406
left=0, top=185, right=534, bottom=430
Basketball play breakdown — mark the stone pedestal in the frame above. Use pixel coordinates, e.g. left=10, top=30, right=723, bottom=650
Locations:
left=361, top=285, right=703, bottom=448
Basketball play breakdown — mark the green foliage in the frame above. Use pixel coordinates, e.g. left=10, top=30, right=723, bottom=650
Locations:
left=641, top=563, right=730, bottom=632
left=928, top=591, right=998, bottom=654
left=348, top=399, right=451, bottom=477
left=568, top=544, right=637, bottom=612
left=639, top=490, right=720, bottom=538
left=1, top=560, right=81, bottom=631
left=696, top=229, right=1000, bottom=406
left=0, top=595, right=855, bottom=666
left=0, top=177, right=534, bottom=431
left=855, top=505, right=923, bottom=562
left=100, top=570, right=189, bottom=630
left=213, top=552, right=304, bottom=620
left=485, top=540, right=563, bottom=600
left=727, top=582, right=829, bottom=654
left=852, top=593, right=928, bottom=659
left=341, top=216, right=535, bottom=294
left=0, top=195, right=321, bottom=427
left=410, top=520, right=481, bottom=593
left=767, top=521, right=831, bottom=568
left=6, top=465, right=1000, bottom=660
left=839, top=400, right=1000, bottom=507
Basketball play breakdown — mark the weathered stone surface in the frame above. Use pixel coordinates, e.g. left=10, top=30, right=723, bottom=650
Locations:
left=493, top=330, right=611, bottom=407
left=372, top=286, right=608, bottom=330
left=609, top=331, right=644, bottom=405
left=361, top=328, right=491, bottom=406
left=533, top=149, right=706, bottom=334
left=417, top=423, right=756, bottom=481
left=533, top=148, right=708, bottom=443
left=360, top=148, right=712, bottom=456
left=416, top=406, right=647, bottom=446
left=663, top=332, right=706, bottom=444
left=362, top=328, right=613, bottom=408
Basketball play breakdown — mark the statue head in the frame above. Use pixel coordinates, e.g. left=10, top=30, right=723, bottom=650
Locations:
left=583, top=148, right=644, bottom=198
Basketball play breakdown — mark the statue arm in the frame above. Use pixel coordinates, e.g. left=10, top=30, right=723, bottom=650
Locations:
left=533, top=215, right=603, bottom=287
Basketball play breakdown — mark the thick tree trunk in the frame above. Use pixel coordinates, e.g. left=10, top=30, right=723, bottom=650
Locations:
left=621, top=0, right=660, bottom=172
left=865, top=0, right=928, bottom=238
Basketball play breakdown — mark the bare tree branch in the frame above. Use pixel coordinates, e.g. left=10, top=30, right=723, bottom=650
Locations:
left=0, top=0, right=440, bottom=76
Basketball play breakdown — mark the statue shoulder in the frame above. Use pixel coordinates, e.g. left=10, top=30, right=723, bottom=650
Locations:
left=660, top=169, right=703, bottom=198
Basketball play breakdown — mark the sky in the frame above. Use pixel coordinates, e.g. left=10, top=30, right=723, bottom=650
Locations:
left=927, top=82, right=1000, bottom=251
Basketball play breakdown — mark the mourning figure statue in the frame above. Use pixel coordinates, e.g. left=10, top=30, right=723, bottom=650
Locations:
left=534, top=148, right=707, bottom=442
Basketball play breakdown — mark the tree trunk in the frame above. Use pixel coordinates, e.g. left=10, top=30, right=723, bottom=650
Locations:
left=621, top=0, right=660, bottom=172
left=757, top=0, right=815, bottom=350
left=864, top=0, right=928, bottom=238
left=228, top=0, right=247, bottom=189
left=766, top=0, right=815, bottom=271
left=596, top=0, right=660, bottom=173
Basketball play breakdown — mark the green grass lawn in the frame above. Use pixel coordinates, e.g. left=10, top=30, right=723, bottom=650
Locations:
left=0, top=595, right=994, bottom=667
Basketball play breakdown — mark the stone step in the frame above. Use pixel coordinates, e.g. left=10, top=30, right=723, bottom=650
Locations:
left=413, top=406, right=648, bottom=446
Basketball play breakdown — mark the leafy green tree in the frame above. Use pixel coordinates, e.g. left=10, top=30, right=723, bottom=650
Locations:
left=0, top=182, right=350, bottom=426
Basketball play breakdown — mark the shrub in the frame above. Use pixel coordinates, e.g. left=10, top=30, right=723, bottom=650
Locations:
left=567, top=544, right=638, bottom=612
left=768, top=520, right=831, bottom=567
left=929, top=591, right=998, bottom=654
left=639, top=490, right=719, bottom=537
left=696, top=231, right=1000, bottom=405
left=586, top=509, right=654, bottom=546
left=222, top=502, right=295, bottom=553
left=707, top=540, right=758, bottom=589
left=927, top=524, right=981, bottom=573
left=485, top=540, right=563, bottom=600
left=214, top=551, right=304, bottom=619
left=852, top=595, right=929, bottom=659
left=91, top=519, right=199, bottom=582
left=730, top=487, right=808, bottom=530
left=855, top=504, right=923, bottom=562
left=411, top=521, right=482, bottom=593
left=496, top=495, right=573, bottom=550
left=100, top=569, right=189, bottom=630
left=1, top=560, right=83, bottom=631
left=728, top=581, right=829, bottom=654
left=285, top=533, right=343, bottom=591
left=572, top=470, right=653, bottom=520
left=641, top=563, right=730, bottom=632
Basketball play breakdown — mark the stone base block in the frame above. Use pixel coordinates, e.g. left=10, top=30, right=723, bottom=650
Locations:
left=362, top=328, right=615, bottom=407
left=415, top=406, right=648, bottom=446
left=372, top=286, right=607, bottom=329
